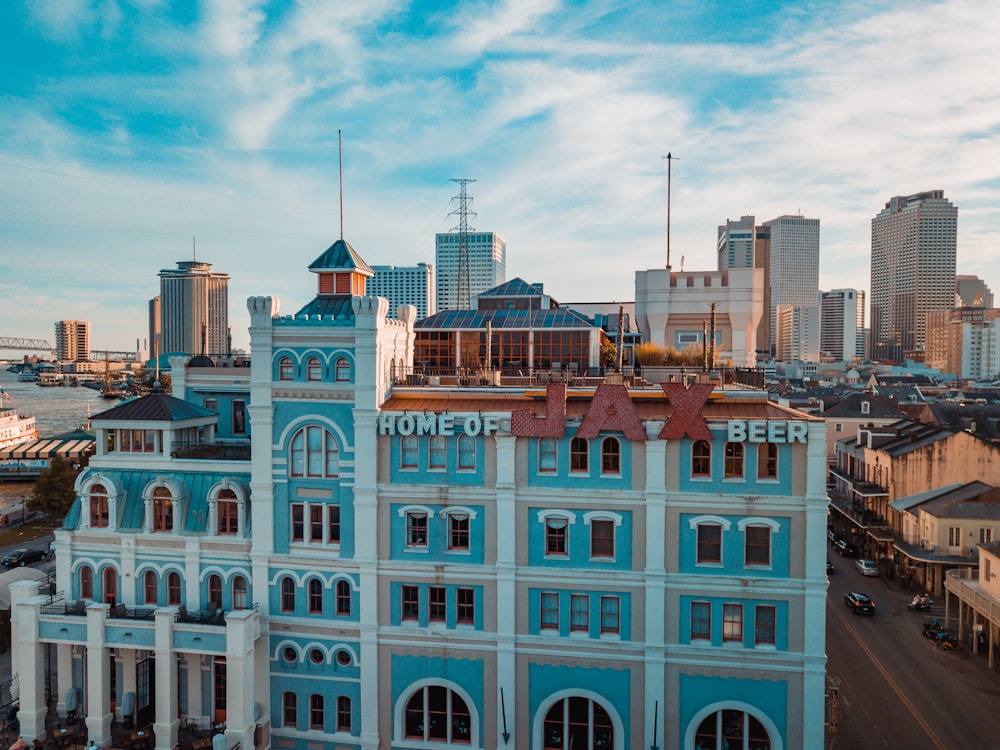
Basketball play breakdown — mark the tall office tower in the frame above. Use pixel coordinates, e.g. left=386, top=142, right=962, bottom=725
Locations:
left=755, top=223, right=771, bottom=358
left=957, top=275, right=994, bottom=308
left=763, top=214, right=820, bottom=356
left=819, top=289, right=865, bottom=362
left=717, top=215, right=757, bottom=270
left=54, top=320, right=90, bottom=361
left=369, top=263, right=436, bottom=319
left=158, top=259, right=230, bottom=356
left=870, top=190, right=957, bottom=363
left=148, top=296, right=162, bottom=360
left=435, top=231, right=506, bottom=311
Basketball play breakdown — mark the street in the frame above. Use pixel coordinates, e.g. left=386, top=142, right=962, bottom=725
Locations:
left=826, top=552, right=1000, bottom=749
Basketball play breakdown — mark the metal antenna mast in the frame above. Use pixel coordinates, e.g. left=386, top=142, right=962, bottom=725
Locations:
left=338, top=130, right=344, bottom=240
left=663, top=153, right=679, bottom=269
left=449, top=178, right=477, bottom=309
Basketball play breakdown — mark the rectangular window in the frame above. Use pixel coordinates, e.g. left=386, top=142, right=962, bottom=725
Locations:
left=570, top=438, right=588, bottom=472
left=723, top=603, right=743, bottom=642
left=310, top=504, right=324, bottom=543
left=90, top=496, right=109, bottom=528
left=540, top=592, right=559, bottom=630
left=949, top=526, right=962, bottom=546
left=309, top=694, right=324, bottom=730
left=697, top=524, right=722, bottom=563
left=590, top=519, right=615, bottom=559
left=336, top=696, right=351, bottom=733
left=291, top=503, right=305, bottom=542
left=328, top=505, right=341, bottom=544
left=458, top=435, right=476, bottom=470
left=745, top=526, right=771, bottom=566
left=232, top=400, right=246, bottom=435
left=570, top=594, right=589, bottom=632
left=406, top=512, right=428, bottom=547
left=448, top=513, right=470, bottom=551
left=692, top=441, right=711, bottom=477
left=545, top=517, right=568, bottom=555
left=401, top=435, right=418, bottom=468
left=757, top=443, right=778, bottom=480
left=600, top=596, right=620, bottom=634
left=755, top=605, right=776, bottom=645
left=724, top=442, right=744, bottom=478
left=429, top=586, right=446, bottom=622
left=539, top=438, right=557, bottom=473
left=402, top=585, right=420, bottom=621
left=981, top=528, right=993, bottom=544
left=217, top=500, right=238, bottom=535
left=691, top=601, right=711, bottom=640
left=457, top=587, right=475, bottom=625
left=282, top=692, right=297, bottom=727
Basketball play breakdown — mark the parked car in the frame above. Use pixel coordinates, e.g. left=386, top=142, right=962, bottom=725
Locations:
left=845, top=591, right=876, bottom=615
left=1, top=547, right=47, bottom=568
left=836, top=539, right=859, bottom=557
left=856, top=558, right=879, bottom=576
left=828, top=529, right=840, bottom=544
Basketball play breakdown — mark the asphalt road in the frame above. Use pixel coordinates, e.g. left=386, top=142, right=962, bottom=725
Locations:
left=826, top=553, right=1000, bottom=749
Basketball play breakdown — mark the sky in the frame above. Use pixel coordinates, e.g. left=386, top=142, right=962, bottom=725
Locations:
left=1, top=0, right=998, bottom=355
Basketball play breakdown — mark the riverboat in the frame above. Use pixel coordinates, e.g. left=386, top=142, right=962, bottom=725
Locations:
left=0, top=406, right=39, bottom=450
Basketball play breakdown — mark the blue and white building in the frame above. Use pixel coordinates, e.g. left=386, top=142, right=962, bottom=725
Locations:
left=12, top=234, right=828, bottom=750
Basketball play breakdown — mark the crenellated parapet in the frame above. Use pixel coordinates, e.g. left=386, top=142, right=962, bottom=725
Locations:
left=352, top=294, right=390, bottom=329
left=247, top=295, right=280, bottom=322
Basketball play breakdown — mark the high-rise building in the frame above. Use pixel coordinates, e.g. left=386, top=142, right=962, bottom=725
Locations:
left=369, top=263, right=436, bottom=319
left=54, top=320, right=90, bottom=362
left=763, top=214, right=820, bottom=356
left=957, top=275, right=993, bottom=308
left=158, top=259, right=230, bottom=356
left=717, top=215, right=756, bottom=270
left=435, top=231, right=506, bottom=311
left=925, top=305, right=1000, bottom=379
left=870, top=190, right=957, bottom=363
left=775, top=304, right=820, bottom=363
left=820, top=289, right=865, bottom=362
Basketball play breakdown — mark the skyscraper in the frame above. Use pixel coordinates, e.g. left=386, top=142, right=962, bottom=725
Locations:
left=764, top=214, right=820, bottom=357
left=158, top=259, right=230, bottom=356
left=435, top=231, right=506, bottom=311
left=870, top=190, right=957, bottom=363
left=369, top=263, right=436, bottom=319
left=718, top=216, right=771, bottom=358
left=54, top=320, right=90, bottom=361
left=820, top=289, right=865, bottom=362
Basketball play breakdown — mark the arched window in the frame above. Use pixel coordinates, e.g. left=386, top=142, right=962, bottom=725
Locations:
left=152, top=486, right=174, bottom=532
left=601, top=437, right=620, bottom=475
left=232, top=576, right=248, bottom=610
left=539, top=438, right=557, bottom=473
left=208, top=575, right=222, bottom=608
left=308, top=579, right=323, bottom=615
left=282, top=692, right=297, bottom=727
left=309, top=694, right=324, bottom=730
left=335, top=357, right=351, bottom=382
left=167, top=572, right=182, bottom=605
left=724, top=442, right=744, bottom=478
left=694, top=709, right=772, bottom=750
left=216, top=488, right=239, bottom=534
left=290, top=426, right=340, bottom=478
left=307, top=357, right=322, bottom=382
left=404, top=685, right=471, bottom=744
left=280, top=577, right=296, bottom=612
left=80, top=566, right=93, bottom=599
left=278, top=357, right=294, bottom=381
left=103, top=568, right=118, bottom=607
left=458, top=434, right=476, bottom=471
left=336, top=580, right=351, bottom=616
left=143, top=571, right=157, bottom=604
left=692, top=440, right=712, bottom=477
left=89, top=483, right=109, bottom=528
left=757, top=443, right=778, bottom=480
left=570, top=437, right=588, bottom=473
left=543, top=697, right=614, bottom=749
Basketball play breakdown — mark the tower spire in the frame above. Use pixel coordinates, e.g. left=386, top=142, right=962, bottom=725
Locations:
left=449, top=178, right=477, bottom=309
left=339, top=130, right=344, bottom=240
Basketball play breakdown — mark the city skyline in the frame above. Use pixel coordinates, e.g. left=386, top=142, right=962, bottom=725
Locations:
left=1, top=0, right=998, bottom=352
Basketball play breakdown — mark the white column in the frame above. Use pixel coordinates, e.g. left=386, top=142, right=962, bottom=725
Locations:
left=85, top=603, right=113, bottom=746
left=185, top=655, right=204, bottom=725
left=353, top=411, right=380, bottom=750
left=494, top=433, right=517, bottom=748
left=10, top=580, right=46, bottom=739
left=224, top=610, right=260, bottom=750
left=56, top=643, right=74, bottom=720
left=643, top=430, right=667, bottom=750
left=152, top=610, right=178, bottom=750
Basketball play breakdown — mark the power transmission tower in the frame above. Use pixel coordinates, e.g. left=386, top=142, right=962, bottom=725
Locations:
left=449, top=178, right=477, bottom=309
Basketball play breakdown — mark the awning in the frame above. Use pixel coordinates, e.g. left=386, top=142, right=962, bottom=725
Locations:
left=0, top=436, right=94, bottom=460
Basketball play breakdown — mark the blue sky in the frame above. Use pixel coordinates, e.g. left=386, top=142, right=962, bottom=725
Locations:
left=1, top=0, right=998, bottom=353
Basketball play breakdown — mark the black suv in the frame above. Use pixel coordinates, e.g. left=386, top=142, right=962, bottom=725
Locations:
left=1, top=547, right=47, bottom=568
left=845, top=592, right=876, bottom=615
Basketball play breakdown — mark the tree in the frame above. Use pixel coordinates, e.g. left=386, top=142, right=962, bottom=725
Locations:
left=29, top=450, right=91, bottom=518
left=600, top=339, right=618, bottom=368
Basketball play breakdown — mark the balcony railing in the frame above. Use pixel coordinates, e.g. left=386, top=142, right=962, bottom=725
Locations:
left=171, top=440, right=251, bottom=461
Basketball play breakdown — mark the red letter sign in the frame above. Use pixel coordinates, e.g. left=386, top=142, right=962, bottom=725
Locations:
left=576, top=384, right=646, bottom=441
left=511, top=383, right=566, bottom=437
left=657, top=383, right=714, bottom=440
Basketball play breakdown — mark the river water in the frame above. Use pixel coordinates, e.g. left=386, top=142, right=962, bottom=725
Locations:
left=0, top=367, right=110, bottom=513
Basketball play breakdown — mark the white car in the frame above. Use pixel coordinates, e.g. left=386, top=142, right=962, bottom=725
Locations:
left=855, top=559, right=879, bottom=576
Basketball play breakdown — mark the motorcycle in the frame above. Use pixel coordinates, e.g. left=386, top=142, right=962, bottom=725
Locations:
left=908, top=594, right=934, bottom=611
left=934, top=631, right=962, bottom=651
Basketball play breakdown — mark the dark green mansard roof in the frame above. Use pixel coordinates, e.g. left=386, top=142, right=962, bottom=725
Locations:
left=308, top=238, right=374, bottom=275
left=91, top=393, right=217, bottom=422
left=293, top=295, right=358, bottom=320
